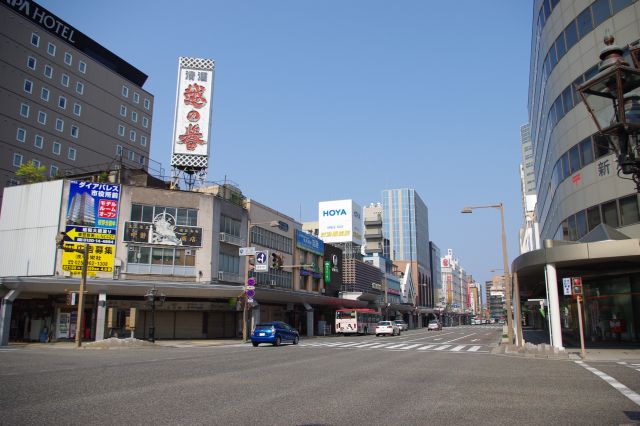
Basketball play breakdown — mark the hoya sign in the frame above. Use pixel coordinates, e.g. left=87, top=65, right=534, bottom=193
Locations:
left=318, top=200, right=363, bottom=245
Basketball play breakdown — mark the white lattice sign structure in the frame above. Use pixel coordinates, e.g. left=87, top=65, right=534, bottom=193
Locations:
left=170, top=57, right=215, bottom=171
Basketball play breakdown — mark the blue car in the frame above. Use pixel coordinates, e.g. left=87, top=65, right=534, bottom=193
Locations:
left=251, top=321, right=299, bottom=347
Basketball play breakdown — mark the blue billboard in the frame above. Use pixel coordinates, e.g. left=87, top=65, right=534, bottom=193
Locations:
left=296, top=230, right=324, bottom=255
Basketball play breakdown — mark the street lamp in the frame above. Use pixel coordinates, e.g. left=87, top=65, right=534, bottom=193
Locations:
left=55, top=232, right=89, bottom=348
left=461, top=203, right=514, bottom=344
left=577, top=33, right=640, bottom=192
left=145, top=287, right=166, bottom=343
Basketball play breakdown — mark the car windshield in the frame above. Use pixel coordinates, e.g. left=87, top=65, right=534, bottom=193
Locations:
left=254, top=324, right=275, bottom=330
left=429, top=321, right=438, bottom=324
left=378, top=321, right=392, bottom=325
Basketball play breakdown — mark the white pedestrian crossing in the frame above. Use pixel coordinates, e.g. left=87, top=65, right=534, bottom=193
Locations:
left=468, top=346, right=482, bottom=352
left=417, top=345, right=435, bottom=351
left=296, top=341, right=490, bottom=354
left=451, top=345, right=466, bottom=352
left=434, top=345, right=451, bottom=351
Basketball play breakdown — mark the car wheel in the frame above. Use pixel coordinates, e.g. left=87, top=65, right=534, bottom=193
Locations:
left=252, top=342, right=258, bottom=347
left=293, top=336, right=299, bottom=345
left=274, top=336, right=281, bottom=347
left=398, top=330, right=401, bottom=336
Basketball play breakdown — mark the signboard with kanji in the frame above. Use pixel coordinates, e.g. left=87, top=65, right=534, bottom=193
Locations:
left=123, top=221, right=202, bottom=247
left=61, top=242, right=115, bottom=274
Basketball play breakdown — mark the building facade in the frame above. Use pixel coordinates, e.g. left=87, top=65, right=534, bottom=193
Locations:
left=0, top=1, right=155, bottom=208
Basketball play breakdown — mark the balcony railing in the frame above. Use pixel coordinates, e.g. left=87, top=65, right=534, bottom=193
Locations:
left=364, top=230, right=383, bottom=239
left=364, top=215, right=382, bottom=226
left=219, top=232, right=244, bottom=246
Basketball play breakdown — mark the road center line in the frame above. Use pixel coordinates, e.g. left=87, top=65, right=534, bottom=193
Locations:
left=575, top=361, right=640, bottom=407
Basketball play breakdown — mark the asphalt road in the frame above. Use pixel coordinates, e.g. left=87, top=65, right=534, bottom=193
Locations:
left=1, top=325, right=639, bottom=425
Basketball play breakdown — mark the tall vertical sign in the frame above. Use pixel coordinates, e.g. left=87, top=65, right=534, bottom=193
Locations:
left=170, top=57, right=215, bottom=185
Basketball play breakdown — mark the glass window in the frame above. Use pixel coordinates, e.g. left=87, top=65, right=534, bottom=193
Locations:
left=132, top=111, right=138, bottom=122
left=70, top=125, right=79, bottom=138
left=73, top=103, right=81, bottom=116
left=61, top=73, right=69, bottom=87
left=151, top=248, right=163, bottom=265
left=591, top=0, right=611, bottom=26
left=44, top=65, right=53, bottom=78
left=68, top=147, right=76, bottom=161
left=144, top=99, right=150, bottom=110
left=568, top=214, right=577, bottom=241
left=140, top=135, right=147, bottom=146
left=76, top=82, right=84, bottom=95
left=118, top=125, right=125, bottom=136
left=50, top=165, right=58, bottom=177
left=31, top=33, right=39, bottom=47
left=13, top=153, right=24, bottom=167
left=27, top=56, right=36, bottom=70
left=55, top=118, right=64, bottom=132
left=139, top=155, right=145, bottom=165
left=587, top=205, right=601, bottom=231
left=116, top=145, right=123, bottom=156
left=142, top=116, right=149, bottom=128
left=78, top=61, right=86, bottom=73
left=564, top=20, right=579, bottom=50
left=23, top=79, right=32, bottom=94
left=569, top=145, right=581, bottom=174
left=572, top=76, right=584, bottom=105
left=543, top=0, right=551, bottom=19
left=47, top=42, right=56, bottom=56
left=594, top=135, right=611, bottom=158
left=20, top=103, right=30, bottom=118
left=561, top=152, right=570, bottom=180
left=37, top=111, right=46, bottom=125
left=619, top=195, right=639, bottom=226
left=130, top=130, right=136, bottom=142
left=122, top=86, right=129, bottom=97
left=52, top=141, right=61, bottom=155
left=575, top=210, right=588, bottom=239
left=64, top=52, right=72, bottom=65
left=579, top=137, right=594, bottom=165
left=133, top=92, right=140, bottom=104
left=41, top=87, right=50, bottom=101
left=58, top=96, right=67, bottom=109
left=576, top=8, right=593, bottom=38
left=555, top=33, right=566, bottom=60
left=602, top=200, right=619, bottom=227
left=16, top=128, right=26, bottom=143
left=611, top=0, right=633, bottom=14
left=562, top=86, right=573, bottom=113
left=34, top=134, right=43, bottom=149
left=120, top=105, right=127, bottom=116
left=141, top=205, right=153, bottom=222
left=130, top=204, right=142, bottom=221
left=32, top=159, right=41, bottom=168
left=128, top=150, right=135, bottom=161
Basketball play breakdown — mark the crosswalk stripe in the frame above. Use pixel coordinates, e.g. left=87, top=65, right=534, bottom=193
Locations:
left=451, top=345, right=466, bottom=352
left=386, top=344, right=408, bottom=349
left=353, top=343, right=379, bottom=348
left=399, top=344, right=421, bottom=350
left=434, top=345, right=451, bottom=351
left=336, top=342, right=362, bottom=347
left=468, top=346, right=481, bottom=352
left=417, top=345, right=435, bottom=350
left=368, top=343, right=393, bottom=349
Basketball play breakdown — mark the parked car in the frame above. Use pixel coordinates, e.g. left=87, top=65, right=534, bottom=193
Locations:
left=375, top=320, right=400, bottom=336
left=251, top=321, right=299, bottom=347
left=427, top=320, right=442, bottom=331
left=393, top=320, right=408, bottom=331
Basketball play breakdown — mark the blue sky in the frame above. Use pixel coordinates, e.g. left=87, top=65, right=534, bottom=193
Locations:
left=42, top=0, right=533, bottom=284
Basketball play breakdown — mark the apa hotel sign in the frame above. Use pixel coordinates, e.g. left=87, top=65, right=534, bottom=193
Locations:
left=5, top=0, right=77, bottom=43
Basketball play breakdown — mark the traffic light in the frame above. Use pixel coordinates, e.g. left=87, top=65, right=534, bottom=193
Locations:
left=271, top=252, right=279, bottom=269
left=572, top=277, right=583, bottom=295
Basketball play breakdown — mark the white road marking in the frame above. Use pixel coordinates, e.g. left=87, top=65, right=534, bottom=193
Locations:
left=417, top=345, right=435, bottom=351
left=399, top=344, right=421, bottom=350
left=467, top=346, right=482, bottom=352
left=386, top=344, right=409, bottom=349
left=451, top=345, right=466, bottom=352
left=471, top=339, right=479, bottom=342
left=353, top=343, right=379, bottom=348
left=337, top=342, right=364, bottom=347
left=433, top=338, right=442, bottom=341
left=434, top=345, right=451, bottom=351
left=368, top=343, right=394, bottom=349
left=575, top=361, right=640, bottom=407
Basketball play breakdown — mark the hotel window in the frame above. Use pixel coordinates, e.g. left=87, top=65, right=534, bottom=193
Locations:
left=47, top=42, right=56, bottom=56
left=41, top=87, right=50, bottom=102
left=58, top=96, right=67, bottom=109
left=20, top=103, right=30, bottom=118
left=37, top=111, right=47, bottom=125
left=23, top=79, right=33, bottom=94
left=13, top=153, right=24, bottom=167
left=61, top=73, right=69, bottom=87
left=73, top=103, right=81, bottom=116
left=70, top=125, right=79, bottom=138
left=139, top=155, right=145, bottom=165
left=120, top=105, right=127, bottom=116
left=118, top=124, right=125, bottom=136
left=68, top=147, right=76, bottom=161
left=116, top=145, right=123, bottom=156
left=31, top=33, right=39, bottom=47
left=144, top=99, right=150, bottom=110
left=34, top=134, right=44, bottom=149
left=50, top=165, right=58, bottom=177
left=16, top=128, right=26, bottom=143
left=44, top=65, right=53, bottom=79
left=76, top=82, right=84, bottom=95
left=64, top=52, right=72, bottom=65
left=132, top=111, right=138, bottom=122
left=32, top=159, right=41, bottom=168
left=127, top=150, right=135, bottom=161
left=133, top=92, right=140, bottom=104
left=142, top=116, right=149, bottom=128
left=130, top=130, right=136, bottom=142
left=122, top=85, right=129, bottom=98
left=55, top=118, right=64, bottom=132
left=27, top=56, right=36, bottom=70
left=78, top=61, right=86, bottom=74
left=52, top=141, right=61, bottom=155
left=140, top=135, right=147, bottom=146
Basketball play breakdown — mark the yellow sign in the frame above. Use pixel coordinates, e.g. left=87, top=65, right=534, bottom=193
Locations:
left=61, top=242, right=115, bottom=274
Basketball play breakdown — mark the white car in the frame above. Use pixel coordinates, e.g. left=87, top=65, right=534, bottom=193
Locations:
left=375, top=321, right=400, bottom=336
left=427, top=320, right=442, bottom=331
left=393, top=320, right=408, bottom=331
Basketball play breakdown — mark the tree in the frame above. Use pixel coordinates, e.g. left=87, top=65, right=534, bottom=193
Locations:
left=16, top=160, right=46, bottom=183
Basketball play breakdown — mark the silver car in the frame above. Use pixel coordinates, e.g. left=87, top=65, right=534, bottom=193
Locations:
left=393, top=320, right=408, bottom=331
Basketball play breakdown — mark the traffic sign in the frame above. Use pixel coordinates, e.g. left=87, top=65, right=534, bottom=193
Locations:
left=562, top=278, right=572, bottom=296
left=247, top=277, right=256, bottom=286
left=246, top=289, right=255, bottom=298
left=239, top=247, right=256, bottom=256
left=255, top=250, right=268, bottom=272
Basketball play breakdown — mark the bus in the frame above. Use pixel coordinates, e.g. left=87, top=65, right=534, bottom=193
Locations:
left=335, top=308, right=382, bottom=335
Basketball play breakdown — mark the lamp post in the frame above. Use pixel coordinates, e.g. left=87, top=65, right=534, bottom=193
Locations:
left=56, top=232, right=89, bottom=348
left=461, top=203, right=514, bottom=344
left=577, top=33, right=640, bottom=192
left=145, top=287, right=165, bottom=343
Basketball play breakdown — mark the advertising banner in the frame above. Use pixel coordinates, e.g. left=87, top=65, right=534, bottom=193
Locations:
left=123, top=221, right=202, bottom=247
left=295, top=229, right=324, bottom=255
left=318, top=200, right=363, bottom=245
